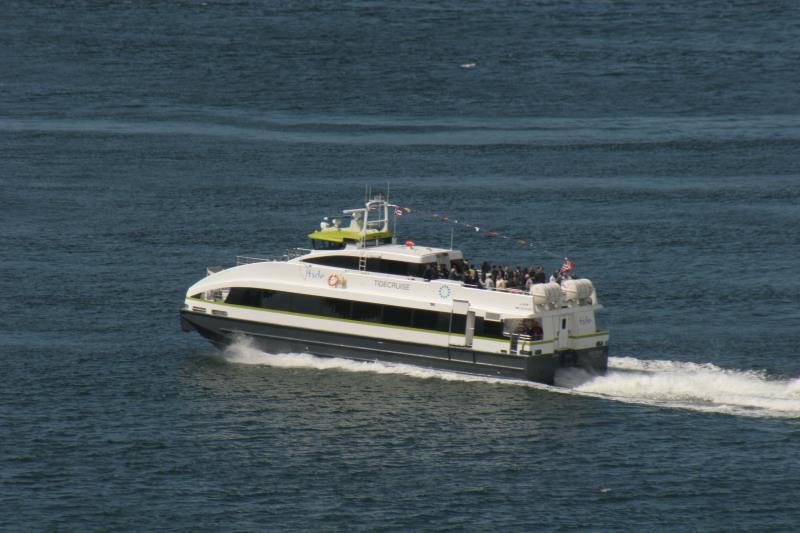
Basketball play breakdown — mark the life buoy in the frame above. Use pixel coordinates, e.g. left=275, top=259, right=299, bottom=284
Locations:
left=327, top=274, right=340, bottom=287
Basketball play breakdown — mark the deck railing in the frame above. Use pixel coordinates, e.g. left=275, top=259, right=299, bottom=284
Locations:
left=227, top=258, right=539, bottom=296
left=235, top=248, right=312, bottom=266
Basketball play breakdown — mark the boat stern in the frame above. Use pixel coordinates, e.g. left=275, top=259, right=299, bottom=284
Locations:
left=524, top=345, right=609, bottom=385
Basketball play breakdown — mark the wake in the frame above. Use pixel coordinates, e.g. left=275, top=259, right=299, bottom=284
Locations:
left=558, top=357, right=800, bottom=418
left=221, top=340, right=800, bottom=419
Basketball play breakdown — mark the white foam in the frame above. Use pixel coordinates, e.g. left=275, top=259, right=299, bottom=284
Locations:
left=220, top=340, right=800, bottom=419
left=221, top=338, right=548, bottom=386
left=562, top=356, right=800, bottom=418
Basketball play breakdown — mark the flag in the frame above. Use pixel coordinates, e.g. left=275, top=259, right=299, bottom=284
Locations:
left=394, top=207, right=403, bottom=217
left=560, top=258, right=575, bottom=274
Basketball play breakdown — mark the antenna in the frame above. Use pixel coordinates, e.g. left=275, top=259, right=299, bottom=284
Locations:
left=392, top=203, right=397, bottom=241
left=450, top=226, right=454, bottom=250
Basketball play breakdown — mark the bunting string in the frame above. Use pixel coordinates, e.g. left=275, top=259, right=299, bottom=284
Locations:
left=395, top=206, right=564, bottom=260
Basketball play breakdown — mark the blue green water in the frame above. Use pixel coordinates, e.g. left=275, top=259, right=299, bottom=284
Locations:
left=2, top=1, right=800, bottom=531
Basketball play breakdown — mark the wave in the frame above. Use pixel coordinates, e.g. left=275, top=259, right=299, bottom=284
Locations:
left=3, top=113, right=800, bottom=146
left=220, top=339, right=800, bottom=419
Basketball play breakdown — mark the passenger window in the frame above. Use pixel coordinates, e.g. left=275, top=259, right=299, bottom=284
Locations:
left=321, top=298, right=351, bottom=319
left=413, top=309, right=439, bottom=330
left=450, top=314, right=466, bottom=333
left=304, top=256, right=359, bottom=269
left=351, top=301, right=382, bottom=322
left=383, top=306, right=413, bottom=327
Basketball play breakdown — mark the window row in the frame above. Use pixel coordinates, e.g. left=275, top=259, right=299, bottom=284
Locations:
left=222, top=287, right=505, bottom=339
left=301, top=255, right=431, bottom=278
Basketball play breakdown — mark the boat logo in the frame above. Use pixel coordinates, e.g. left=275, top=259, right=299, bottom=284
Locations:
left=302, top=267, right=326, bottom=281
left=438, top=285, right=452, bottom=299
left=374, top=279, right=410, bottom=291
left=329, top=273, right=347, bottom=288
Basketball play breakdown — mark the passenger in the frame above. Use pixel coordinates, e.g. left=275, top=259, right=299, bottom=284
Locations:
left=485, top=274, right=496, bottom=290
left=550, top=270, right=561, bottom=284
left=530, top=320, right=543, bottom=340
left=496, top=276, right=507, bottom=290
left=521, top=320, right=543, bottom=340
left=423, top=264, right=433, bottom=281
left=534, top=266, right=546, bottom=284
left=481, top=262, right=491, bottom=282
left=449, top=266, right=459, bottom=280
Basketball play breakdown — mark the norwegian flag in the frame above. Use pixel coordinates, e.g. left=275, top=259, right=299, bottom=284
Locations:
left=394, top=207, right=403, bottom=217
left=559, top=258, right=575, bottom=275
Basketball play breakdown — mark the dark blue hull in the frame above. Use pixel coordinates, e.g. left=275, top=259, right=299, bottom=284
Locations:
left=180, top=310, right=608, bottom=385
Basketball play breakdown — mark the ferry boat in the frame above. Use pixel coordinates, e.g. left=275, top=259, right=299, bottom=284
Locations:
left=180, top=195, right=608, bottom=384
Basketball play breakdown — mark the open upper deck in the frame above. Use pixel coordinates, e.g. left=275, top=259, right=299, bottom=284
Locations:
left=307, top=195, right=396, bottom=248
left=297, top=243, right=462, bottom=264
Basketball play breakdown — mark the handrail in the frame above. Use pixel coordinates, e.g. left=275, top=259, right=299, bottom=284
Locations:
left=236, top=248, right=311, bottom=266
left=236, top=255, right=271, bottom=265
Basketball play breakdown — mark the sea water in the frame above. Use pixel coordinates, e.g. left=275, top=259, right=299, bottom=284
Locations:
left=2, top=1, right=800, bottom=531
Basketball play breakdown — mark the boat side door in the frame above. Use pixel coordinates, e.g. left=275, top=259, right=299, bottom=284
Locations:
left=449, top=299, right=474, bottom=347
left=555, top=315, right=569, bottom=350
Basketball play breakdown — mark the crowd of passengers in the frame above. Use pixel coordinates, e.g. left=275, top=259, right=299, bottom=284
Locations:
left=422, top=261, right=574, bottom=291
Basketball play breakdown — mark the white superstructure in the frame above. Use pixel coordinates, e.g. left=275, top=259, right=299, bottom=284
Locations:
left=181, top=195, right=609, bottom=384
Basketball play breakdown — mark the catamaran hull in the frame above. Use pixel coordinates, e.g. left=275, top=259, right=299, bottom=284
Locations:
left=180, top=310, right=607, bottom=385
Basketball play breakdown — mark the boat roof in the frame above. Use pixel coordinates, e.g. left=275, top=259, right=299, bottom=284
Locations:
left=296, top=243, right=463, bottom=264
left=307, top=228, right=392, bottom=244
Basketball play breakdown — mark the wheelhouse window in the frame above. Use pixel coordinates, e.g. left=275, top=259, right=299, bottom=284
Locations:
left=192, top=288, right=230, bottom=303
left=311, top=240, right=345, bottom=250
